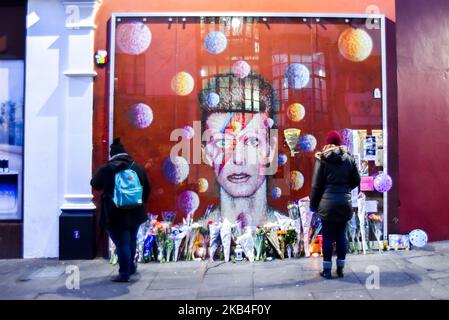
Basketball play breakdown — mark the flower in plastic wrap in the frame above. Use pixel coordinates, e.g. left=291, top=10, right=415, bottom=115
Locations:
left=162, top=156, right=189, bottom=185
left=277, top=213, right=294, bottom=231
left=204, top=31, right=227, bottom=54
left=165, top=234, right=175, bottom=262
left=136, top=220, right=151, bottom=263
left=368, top=214, right=384, bottom=253
left=156, top=232, right=166, bottom=263
left=127, top=103, right=153, bottom=129
left=186, top=223, right=204, bottom=260
left=285, top=63, right=310, bottom=89
left=287, top=201, right=300, bottom=220
left=208, top=220, right=222, bottom=261
left=284, top=226, right=298, bottom=259
left=232, top=60, right=251, bottom=79
left=254, top=226, right=266, bottom=261
left=143, top=234, right=156, bottom=262
left=374, top=173, right=393, bottom=192
left=266, top=228, right=284, bottom=259
left=299, top=199, right=314, bottom=257
left=236, top=231, right=255, bottom=262
left=173, top=225, right=188, bottom=262
left=299, top=134, right=317, bottom=152
left=338, top=27, right=373, bottom=62
left=162, top=211, right=176, bottom=224
left=116, top=21, right=151, bottom=55
left=171, top=71, right=194, bottom=96
left=220, top=219, right=233, bottom=262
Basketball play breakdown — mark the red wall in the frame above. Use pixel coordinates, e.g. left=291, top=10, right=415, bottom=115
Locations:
left=396, top=0, right=449, bottom=241
left=92, top=0, right=398, bottom=254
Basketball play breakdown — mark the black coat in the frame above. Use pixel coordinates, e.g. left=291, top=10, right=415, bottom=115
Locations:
left=310, top=145, right=361, bottom=223
left=91, top=154, right=151, bottom=231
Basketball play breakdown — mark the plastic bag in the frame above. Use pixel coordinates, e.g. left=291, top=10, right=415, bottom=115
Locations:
left=208, top=222, right=222, bottom=261
left=236, top=230, right=255, bottom=262
left=143, top=234, right=156, bottom=262
left=220, top=219, right=232, bottom=262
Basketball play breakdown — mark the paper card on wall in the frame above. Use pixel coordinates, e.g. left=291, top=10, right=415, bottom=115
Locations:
left=360, top=176, right=375, bottom=191
left=375, top=146, right=384, bottom=167
left=365, top=200, right=378, bottom=213
left=364, top=135, right=377, bottom=161
left=372, top=130, right=384, bottom=166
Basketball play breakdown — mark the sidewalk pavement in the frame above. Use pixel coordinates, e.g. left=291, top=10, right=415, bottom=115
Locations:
left=1, top=241, right=449, bottom=300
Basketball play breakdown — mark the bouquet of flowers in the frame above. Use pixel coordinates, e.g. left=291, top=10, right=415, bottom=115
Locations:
left=236, top=229, right=255, bottom=262
left=299, top=198, right=313, bottom=257
left=173, top=225, right=188, bottom=262
left=165, top=233, right=175, bottom=262
left=254, top=226, right=266, bottom=261
left=288, top=201, right=302, bottom=257
left=277, top=230, right=287, bottom=259
left=309, top=214, right=322, bottom=251
left=284, top=226, right=298, bottom=259
left=368, top=213, right=384, bottom=253
left=208, top=220, right=222, bottom=261
left=265, top=224, right=283, bottom=259
left=220, top=218, right=233, bottom=262
left=162, top=211, right=176, bottom=225
left=142, top=233, right=157, bottom=262
left=186, top=222, right=201, bottom=261
left=136, top=219, right=151, bottom=263
left=347, top=215, right=359, bottom=253
left=153, top=220, right=166, bottom=262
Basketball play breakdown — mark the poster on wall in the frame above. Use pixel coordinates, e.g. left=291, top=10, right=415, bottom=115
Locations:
left=364, top=135, right=377, bottom=161
left=0, top=60, right=24, bottom=220
left=372, top=129, right=384, bottom=166
left=106, top=15, right=386, bottom=262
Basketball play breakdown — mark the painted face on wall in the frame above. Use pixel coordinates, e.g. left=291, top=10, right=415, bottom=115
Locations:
left=205, top=112, right=274, bottom=198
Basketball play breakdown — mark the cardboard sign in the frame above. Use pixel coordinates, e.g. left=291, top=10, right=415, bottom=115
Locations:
left=360, top=176, right=375, bottom=191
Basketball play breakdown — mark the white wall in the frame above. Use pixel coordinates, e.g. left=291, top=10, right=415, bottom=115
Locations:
left=24, top=0, right=98, bottom=258
left=24, top=0, right=68, bottom=258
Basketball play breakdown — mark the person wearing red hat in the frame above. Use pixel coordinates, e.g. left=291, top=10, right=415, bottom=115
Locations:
left=310, top=130, right=360, bottom=279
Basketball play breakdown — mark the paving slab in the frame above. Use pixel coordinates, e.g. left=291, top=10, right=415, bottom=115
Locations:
left=2, top=241, right=449, bottom=300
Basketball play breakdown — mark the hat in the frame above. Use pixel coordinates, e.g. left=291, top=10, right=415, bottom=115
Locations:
left=110, top=137, right=127, bottom=157
left=326, top=130, right=342, bottom=146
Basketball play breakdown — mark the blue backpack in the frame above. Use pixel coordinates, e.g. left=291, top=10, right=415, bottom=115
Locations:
left=112, top=162, right=143, bottom=209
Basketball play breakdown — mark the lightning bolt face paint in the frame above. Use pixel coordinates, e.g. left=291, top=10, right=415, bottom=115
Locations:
left=205, top=112, right=272, bottom=198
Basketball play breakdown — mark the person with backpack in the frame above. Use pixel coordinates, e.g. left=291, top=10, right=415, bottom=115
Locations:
left=310, top=131, right=361, bottom=279
left=91, top=137, right=151, bottom=282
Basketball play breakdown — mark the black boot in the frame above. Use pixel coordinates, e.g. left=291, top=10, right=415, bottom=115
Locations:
left=111, top=274, right=130, bottom=283
left=336, top=266, right=344, bottom=278
left=320, top=269, right=332, bottom=279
